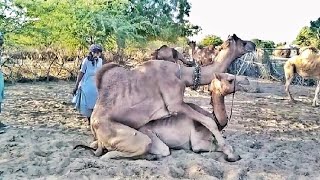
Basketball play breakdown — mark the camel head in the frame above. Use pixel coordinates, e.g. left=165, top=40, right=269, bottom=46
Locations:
left=209, top=73, right=250, bottom=96
left=187, top=40, right=197, bottom=49
left=219, top=34, right=256, bottom=59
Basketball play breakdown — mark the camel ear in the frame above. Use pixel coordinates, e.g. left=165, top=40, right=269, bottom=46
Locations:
left=212, top=73, right=221, bottom=81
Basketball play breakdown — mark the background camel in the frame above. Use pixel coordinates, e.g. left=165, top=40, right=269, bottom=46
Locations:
left=150, top=45, right=194, bottom=66
left=284, top=46, right=320, bottom=106
left=187, top=41, right=220, bottom=66
left=86, top=34, right=255, bottom=161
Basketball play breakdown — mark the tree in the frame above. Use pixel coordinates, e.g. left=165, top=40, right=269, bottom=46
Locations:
left=251, top=39, right=275, bottom=49
left=4, top=0, right=199, bottom=55
left=295, top=18, right=320, bottom=49
left=199, top=35, right=223, bottom=47
left=310, top=17, right=320, bottom=39
left=295, top=26, right=320, bottom=48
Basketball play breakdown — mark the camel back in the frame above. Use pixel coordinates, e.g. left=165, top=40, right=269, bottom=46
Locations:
left=96, top=63, right=122, bottom=90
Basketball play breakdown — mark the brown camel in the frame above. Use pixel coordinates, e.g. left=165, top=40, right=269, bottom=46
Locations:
left=187, top=41, right=220, bottom=66
left=284, top=46, right=320, bottom=106
left=80, top=34, right=255, bottom=161
left=77, top=73, right=250, bottom=162
left=151, top=45, right=194, bottom=66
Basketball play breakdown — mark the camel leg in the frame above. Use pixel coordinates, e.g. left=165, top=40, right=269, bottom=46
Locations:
left=187, top=103, right=214, bottom=118
left=312, top=80, right=320, bottom=107
left=284, top=63, right=295, bottom=102
left=98, top=122, right=152, bottom=160
left=139, top=127, right=170, bottom=157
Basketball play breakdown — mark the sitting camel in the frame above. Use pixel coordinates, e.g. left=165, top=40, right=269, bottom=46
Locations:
left=284, top=46, right=320, bottom=106
left=79, top=73, right=249, bottom=161
left=150, top=45, right=194, bottom=66
left=79, top=34, right=255, bottom=161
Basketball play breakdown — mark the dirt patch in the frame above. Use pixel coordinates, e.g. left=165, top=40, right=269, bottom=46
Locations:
left=0, top=78, right=319, bottom=179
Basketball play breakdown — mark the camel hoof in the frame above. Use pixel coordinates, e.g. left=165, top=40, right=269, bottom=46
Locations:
left=225, top=154, right=241, bottom=162
left=312, top=102, right=319, bottom=107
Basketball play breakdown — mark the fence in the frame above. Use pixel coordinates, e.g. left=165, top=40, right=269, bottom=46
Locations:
left=227, top=48, right=317, bottom=86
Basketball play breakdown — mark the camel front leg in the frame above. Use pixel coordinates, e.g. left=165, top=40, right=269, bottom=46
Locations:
left=312, top=80, right=320, bottom=107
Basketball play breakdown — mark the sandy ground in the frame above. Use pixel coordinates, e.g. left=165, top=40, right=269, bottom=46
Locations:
left=0, top=78, right=319, bottom=180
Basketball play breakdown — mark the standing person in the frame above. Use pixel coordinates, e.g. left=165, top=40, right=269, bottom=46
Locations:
left=72, top=44, right=103, bottom=125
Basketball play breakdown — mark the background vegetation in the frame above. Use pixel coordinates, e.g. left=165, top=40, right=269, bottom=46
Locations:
left=0, top=0, right=319, bottom=82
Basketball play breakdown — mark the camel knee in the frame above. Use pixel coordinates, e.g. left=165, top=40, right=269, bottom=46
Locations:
left=90, top=141, right=98, bottom=149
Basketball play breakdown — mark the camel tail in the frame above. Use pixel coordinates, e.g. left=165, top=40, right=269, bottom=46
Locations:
left=96, top=63, right=121, bottom=90
left=73, top=144, right=100, bottom=156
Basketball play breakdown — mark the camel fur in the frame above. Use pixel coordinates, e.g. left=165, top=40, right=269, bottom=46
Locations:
left=83, top=34, right=255, bottom=161
left=284, top=46, right=320, bottom=106
left=151, top=45, right=194, bottom=66
left=77, top=73, right=250, bottom=162
left=136, top=73, right=250, bottom=162
left=187, top=41, right=220, bottom=66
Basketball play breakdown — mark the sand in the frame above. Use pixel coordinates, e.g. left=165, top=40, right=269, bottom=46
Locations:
left=0, top=78, right=319, bottom=180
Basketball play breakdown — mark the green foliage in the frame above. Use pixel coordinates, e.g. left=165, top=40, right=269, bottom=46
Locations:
left=251, top=39, right=275, bottom=49
left=1, top=0, right=199, bottom=56
left=295, top=18, right=320, bottom=49
left=310, top=17, right=320, bottom=39
left=199, top=35, right=223, bottom=47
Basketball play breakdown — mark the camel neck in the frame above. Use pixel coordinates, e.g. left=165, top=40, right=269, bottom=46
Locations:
left=181, top=49, right=239, bottom=86
left=211, top=94, right=228, bottom=128
left=198, top=50, right=237, bottom=85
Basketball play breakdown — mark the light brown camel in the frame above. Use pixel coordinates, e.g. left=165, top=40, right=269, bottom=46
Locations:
left=78, top=34, right=255, bottom=161
left=78, top=73, right=250, bottom=161
left=187, top=41, right=220, bottom=66
left=150, top=45, right=194, bottom=66
left=284, top=46, right=320, bottom=106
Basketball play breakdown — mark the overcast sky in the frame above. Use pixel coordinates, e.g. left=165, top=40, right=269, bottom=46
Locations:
left=187, top=0, right=319, bottom=43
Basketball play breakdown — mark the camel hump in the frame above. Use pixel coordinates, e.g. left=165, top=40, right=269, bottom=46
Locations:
left=96, top=63, right=121, bottom=90
left=159, top=45, right=169, bottom=49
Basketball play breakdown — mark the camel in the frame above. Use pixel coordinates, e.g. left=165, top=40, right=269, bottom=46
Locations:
left=150, top=45, right=194, bottom=66
left=80, top=34, right=255, bottom=161
left=187, top=41, right=220, bottom=66
left=77, top=73, right=250, bottom=161
left=284, top=46, right=320, bottom=106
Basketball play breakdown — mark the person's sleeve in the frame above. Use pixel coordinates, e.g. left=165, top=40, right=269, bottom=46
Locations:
left=80, top=58, right=87, bottom=73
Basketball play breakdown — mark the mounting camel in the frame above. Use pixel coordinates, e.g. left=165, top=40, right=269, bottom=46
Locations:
left=284, top=46, right=320, bottom=106
left=78, top=34, right=255, bottom=161
left=78, top=73, right=250, bottom=161
left=150, top=45, right=194, bottom=66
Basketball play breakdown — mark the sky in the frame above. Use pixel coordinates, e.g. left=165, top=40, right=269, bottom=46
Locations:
left=187, top=0, right=319, bottom=44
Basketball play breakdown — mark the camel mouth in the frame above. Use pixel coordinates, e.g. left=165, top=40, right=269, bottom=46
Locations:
left=235, top=76, right=250, bottom=92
